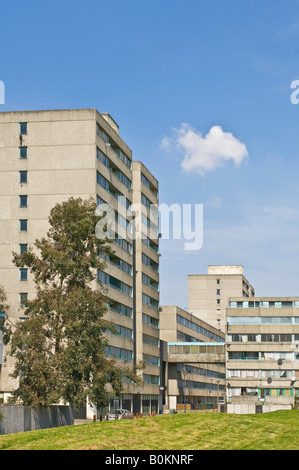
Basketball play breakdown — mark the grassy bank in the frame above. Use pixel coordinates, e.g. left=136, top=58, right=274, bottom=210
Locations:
left=0, top=409, right=298, bottom=450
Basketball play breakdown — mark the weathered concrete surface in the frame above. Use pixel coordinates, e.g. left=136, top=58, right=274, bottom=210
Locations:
left=0, top=405, right=74, bottom=435
left=227, top=395, right=293, bottom=414
left=167, top=353, right=225, bottom=363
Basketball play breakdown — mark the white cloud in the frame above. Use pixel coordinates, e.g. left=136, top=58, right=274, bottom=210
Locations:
left=162, top=123, right=249, bottom=176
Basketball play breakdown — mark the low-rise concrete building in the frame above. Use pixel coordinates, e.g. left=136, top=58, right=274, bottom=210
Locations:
left=159, top=306, right=225, bottom=410
left=226, top=297, right=299, bottom=412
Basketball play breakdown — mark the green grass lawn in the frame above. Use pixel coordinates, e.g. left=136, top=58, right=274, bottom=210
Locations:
left=0, top=409, right=298, bottom=450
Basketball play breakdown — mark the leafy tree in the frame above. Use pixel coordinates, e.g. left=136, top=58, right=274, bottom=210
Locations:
left=0, top=284, right=8, bottom=356
left=6, top=197, right=142, bottom=410
left=0, top=284, right=8, bottom=316
left=0, top=285, right=8, bottom=407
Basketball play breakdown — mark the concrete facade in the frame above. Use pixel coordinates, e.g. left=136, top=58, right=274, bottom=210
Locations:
left=188, top=265, right=255, bottom=332
left=0, top=108, right=160, bottom=417
left=226, top=395, right=292, bottom=414
left=159, top=305, right=225, bottom=410
left=226, top=297, right=299, bottom=409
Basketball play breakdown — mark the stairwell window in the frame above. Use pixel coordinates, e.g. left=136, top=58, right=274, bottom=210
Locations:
left=19, top=146, right=27, bottom=159
left=19, top=244, right=28, bottom=255
left=19, top=171, right=28, bottom=184
left=20, top=269, right=28, bottom=281
left=19, top=219, right=28, bottom=232
left=19, top=195, right=28, bottom=208
left=19, top=122, right=27, bottom=135
left=19, top=293, right=28, bottom=306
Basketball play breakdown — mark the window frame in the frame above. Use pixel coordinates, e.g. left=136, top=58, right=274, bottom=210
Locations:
left=19, top=122, right=27, bottom=135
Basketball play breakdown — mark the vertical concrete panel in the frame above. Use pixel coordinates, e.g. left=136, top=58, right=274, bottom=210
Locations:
left=24, top=406, right=32, bottom=432
left=0, top=405, right=74, bottom=435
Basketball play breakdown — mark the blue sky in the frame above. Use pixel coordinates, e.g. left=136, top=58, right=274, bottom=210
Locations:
left=1, top=0, right=299, bottom=308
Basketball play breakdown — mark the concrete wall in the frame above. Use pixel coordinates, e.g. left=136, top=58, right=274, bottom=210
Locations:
left=227, top=402, right=292, bottom=414
left=0, top=405, right=74, bottom=435
left=227, top=395, right=293, bottom=414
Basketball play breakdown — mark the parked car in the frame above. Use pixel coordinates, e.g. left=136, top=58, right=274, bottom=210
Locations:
left=108, top=409, right=132, bottom=420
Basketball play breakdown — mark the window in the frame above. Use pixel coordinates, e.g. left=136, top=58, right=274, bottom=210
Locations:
left=141, top=193, right=151, bottom=210
left=97, top=125, right=109, bottom=143
left=107, top=254, right=132, bottom=275
left=19, top=171, right=28, bottom=184
left=19, top=146, right=27, bottom=159
left=143, top=333, right=159, bottom=347
left=106, top=324, right=133, bottom=339
left=19, top=219, right=28, bottom=232
left=177, top=330, right=199, bottom=342
left=177, top=314, right=224, bottom=342
left=96, top=125, right=132, bottom=169
left=142, top=313, right=159, bottom=328
left=143, top=374, right=159, bottom=385
left=107, top=300, right=132, bottom=318
left=217, top=279, right=220, bottom=284
left=217, top=299, right=220, bottom=305
left=227, top=316, right=294, bottom=325
left=142, top=273, right=159, bottom=291
left=116, top=212, right=131, bottom=232
left=96, top=171, right=130, bottom=209
left=142, top=234, right=159, bottom=253
left=98, top=270, right=132, bottom=296
left=217, top=289, right=220, bottom=295
left=228, top=351, right=259, bottom=360
left=114, top=237, right=133, bottom=254
left=97, top=147, right=132, bottom=189
left=247, top=334, right=257, bottom=342
left=261, top=334, right=292, bottom=342
left=230, top=334, right=257, bottom=342
left=19, top=195, right=28, bottom=208
left=19, top=122, right=27, bottom=135
left=97, top=147, right=109, bottom=168
left=19, top=293, right=28, bottom=305
left=141, top=173, right=158, bottom=197
left=141, top=213, right=159, bottom=234
left=142, top=253, right=159, bottom=272
left=118, top=170, right=131, bottom=190
left=19, top=244, right=28, bottom=255
left=141, top=173, right=150, bottom=189
left=261, top=316, right=292, bottom=325
left=0, top=313, right=4, bottom=332
left=142, top=293, right=159, bottom=310
left=20, top=269, right=28, bottom=281
left=97, top=171, right=109, bottom=191
left=143, top=354, right=159, bottom=367
left=105, top=345, right=133, bottom=361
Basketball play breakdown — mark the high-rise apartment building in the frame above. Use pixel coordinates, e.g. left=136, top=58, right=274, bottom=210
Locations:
left=0, top=108, right=160, bottom=417
left=188, top=265, right=255, bottom=332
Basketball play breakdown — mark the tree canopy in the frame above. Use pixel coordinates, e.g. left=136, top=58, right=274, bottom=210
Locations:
left=6, top=197, right=142, bottom=410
